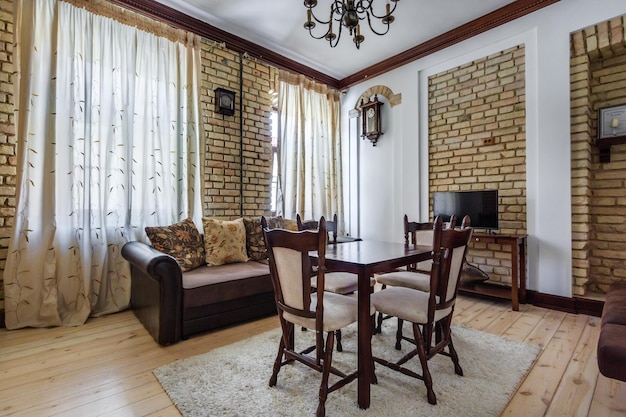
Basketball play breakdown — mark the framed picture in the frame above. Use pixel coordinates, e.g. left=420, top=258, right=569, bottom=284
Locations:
left=598, top=104, right=626, bottom=139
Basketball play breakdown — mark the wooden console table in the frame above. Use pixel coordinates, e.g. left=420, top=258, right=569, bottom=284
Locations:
left=459, top=233, right=527, bottom=311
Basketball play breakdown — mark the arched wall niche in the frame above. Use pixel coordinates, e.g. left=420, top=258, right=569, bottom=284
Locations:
left=348, top=85, right=402, bottom=118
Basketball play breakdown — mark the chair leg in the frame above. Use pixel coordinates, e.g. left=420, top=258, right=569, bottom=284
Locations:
left=413, top=323, right=436, bottom=405
left=375, top=284, right=387, bottom=334
left=269, top=336, right=286, bottom=387
left=317, top=331, right=335, bottom=417
left=395, top=318, right=404, bottom=350
left=443, top=317, right=463, bottom=376
left=335, top=329, right=342, bottom=352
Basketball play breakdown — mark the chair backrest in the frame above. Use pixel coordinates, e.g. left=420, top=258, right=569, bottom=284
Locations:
left=429, top=215, right=473, bottom=311
left=404, top=214, right=434, bottom=246
left=296, top=213, right=339, bottom=244
left=263, top=216, right=328, bottom=329
left=404, top=214, right=457, bottom=272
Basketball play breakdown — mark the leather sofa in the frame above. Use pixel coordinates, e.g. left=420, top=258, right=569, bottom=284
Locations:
left=597, top=284, right=626, bottom=382
left=121, top=241, right=276, bottom=345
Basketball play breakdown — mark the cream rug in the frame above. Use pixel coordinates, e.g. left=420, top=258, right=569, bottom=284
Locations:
left=154, top=321, right=540, bottom=417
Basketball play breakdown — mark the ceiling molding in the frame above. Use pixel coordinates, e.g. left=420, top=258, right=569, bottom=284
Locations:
left=110, top=0, right=560, bottom=91
left=338, top=0, right=560, bottom=89
left=109, top=0, right=342, bottom=88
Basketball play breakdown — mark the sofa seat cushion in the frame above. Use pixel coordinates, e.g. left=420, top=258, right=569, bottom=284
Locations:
left=182, top=261, right=273, bottom=307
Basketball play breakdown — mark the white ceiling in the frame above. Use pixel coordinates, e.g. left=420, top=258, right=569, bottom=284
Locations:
left=155, top=0, right=517, bottom=80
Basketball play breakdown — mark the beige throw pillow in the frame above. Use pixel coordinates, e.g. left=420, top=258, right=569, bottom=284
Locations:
left=202, top=217, right=249, bottom=266
left=283, top=218, right=299, bottom=231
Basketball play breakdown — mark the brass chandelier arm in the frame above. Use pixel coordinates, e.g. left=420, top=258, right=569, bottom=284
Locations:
left=304, top=0, right=400, bottom=49
left=363, top=0, right=399, bottom=20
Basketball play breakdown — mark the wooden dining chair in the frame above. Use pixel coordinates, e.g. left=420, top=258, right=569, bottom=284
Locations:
left=296, top=213, right=371, bottom=351
left=374, top=215, right=456, bottom=336
left=296, top=213, right=361, bottom=245
left=370, top=215, right=473, bottom=405
left=375, top=215, right=435, bottom=291
left=262, top=216, right=366, bottom=417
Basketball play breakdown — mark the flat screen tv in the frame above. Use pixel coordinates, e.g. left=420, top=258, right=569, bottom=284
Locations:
left=433, top=190, right=499, bottom=231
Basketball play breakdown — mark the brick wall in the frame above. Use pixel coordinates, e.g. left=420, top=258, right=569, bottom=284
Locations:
left=0, top=2, right=275, bottom=313
left=571, top=15, right=626, bottom=295
left=428, top=45, right=527, bottom=286
left=0, top=0, right=14, bottom=312
left=200, top=44, right=274, bottom=219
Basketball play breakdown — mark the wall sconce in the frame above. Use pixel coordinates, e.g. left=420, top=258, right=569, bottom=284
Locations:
left=611, top=117, right=620, bottom=135
left=597, top=104, right=626, bottom=162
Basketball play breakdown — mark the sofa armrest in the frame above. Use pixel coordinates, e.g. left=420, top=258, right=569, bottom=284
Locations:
left=122, top=241, right=183, bottom=345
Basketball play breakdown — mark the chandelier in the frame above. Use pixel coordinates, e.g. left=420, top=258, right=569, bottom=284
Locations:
left=303, top=0, right=400, bottom=49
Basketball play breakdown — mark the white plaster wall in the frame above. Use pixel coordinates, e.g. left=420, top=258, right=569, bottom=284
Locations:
left=340, top=0, right=626, bottom=297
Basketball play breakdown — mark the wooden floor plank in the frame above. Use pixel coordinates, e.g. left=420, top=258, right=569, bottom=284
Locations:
left=499, top=305, right=553, bottom=344
left=544, top=316, right=601, bottom=417
left=501, top=313, right=589, bottom=417
left=588, top=375, right=626, bottom=416
left=481, top=302, right=532, bottom=336
left=0, top=298, right=612, bottom=417
left=462, top=299, right=512, bottom=330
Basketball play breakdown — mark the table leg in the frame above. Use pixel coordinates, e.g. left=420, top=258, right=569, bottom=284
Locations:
left=510, top=239, right=519, bottom=311
left=357, top=267, right=372, bottom=409
left=519, top=238, right=527, bottom=304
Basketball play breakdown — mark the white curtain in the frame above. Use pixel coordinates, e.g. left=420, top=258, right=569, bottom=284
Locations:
left=277, top=72, right=343, bottom=226
left=4, top=0, right=202, bottom=328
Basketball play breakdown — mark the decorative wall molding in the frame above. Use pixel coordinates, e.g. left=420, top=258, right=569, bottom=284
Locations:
left=111, top=0, right=559, bottom=90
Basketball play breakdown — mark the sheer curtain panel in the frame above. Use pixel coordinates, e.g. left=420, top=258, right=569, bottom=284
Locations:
left=4, top=0, right=202, bottom=328
left=277, top=72, right=344, bottom=226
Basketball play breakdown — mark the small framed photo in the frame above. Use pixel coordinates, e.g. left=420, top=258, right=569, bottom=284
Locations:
left=598, top=104, right=626, bottom=139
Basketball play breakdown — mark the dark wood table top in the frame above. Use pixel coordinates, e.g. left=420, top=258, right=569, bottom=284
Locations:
left=313, top=240, right=432, bottom=274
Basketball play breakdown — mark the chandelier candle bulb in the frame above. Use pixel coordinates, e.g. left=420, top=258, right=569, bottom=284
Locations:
left=611, top=118, right=620, bottom=128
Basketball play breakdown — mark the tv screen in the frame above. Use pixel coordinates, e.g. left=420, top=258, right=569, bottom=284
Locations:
left=433, top=190, right=499, bottom=230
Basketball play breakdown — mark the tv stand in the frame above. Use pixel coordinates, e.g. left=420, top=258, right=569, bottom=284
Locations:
left=459, top=232, right=527, bottom=311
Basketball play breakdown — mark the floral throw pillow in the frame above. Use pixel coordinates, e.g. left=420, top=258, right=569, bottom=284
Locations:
left=243, top=216, right=284, bottom=261
left=145, top=218, right=205, bottom=272
left=202, top=217, right=249, bottom=266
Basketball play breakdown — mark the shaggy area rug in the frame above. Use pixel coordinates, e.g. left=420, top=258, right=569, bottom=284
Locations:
left=153, top=321, right=540, bottom=417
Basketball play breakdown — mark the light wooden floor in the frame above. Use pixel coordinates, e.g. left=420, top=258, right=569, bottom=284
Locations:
left=1, top=295, right=625, bottom=417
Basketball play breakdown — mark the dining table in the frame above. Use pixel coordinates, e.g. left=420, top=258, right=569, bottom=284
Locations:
left=310, top=240, right=432, bottom=410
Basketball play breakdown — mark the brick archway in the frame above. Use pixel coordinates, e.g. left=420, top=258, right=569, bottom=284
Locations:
left=352, top=85, right=401, bottom=114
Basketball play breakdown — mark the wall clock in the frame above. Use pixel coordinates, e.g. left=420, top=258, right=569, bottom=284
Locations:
left=215, top=88, right=236, bottom=116
left=360, top=94, right=383, bottom=146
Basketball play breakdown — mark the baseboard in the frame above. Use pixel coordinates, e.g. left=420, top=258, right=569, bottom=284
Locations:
left=526, top=290, right=604, bottom=317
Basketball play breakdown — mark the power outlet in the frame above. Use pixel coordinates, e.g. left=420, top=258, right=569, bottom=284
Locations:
left=482, top=138, right=494, bottom=145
